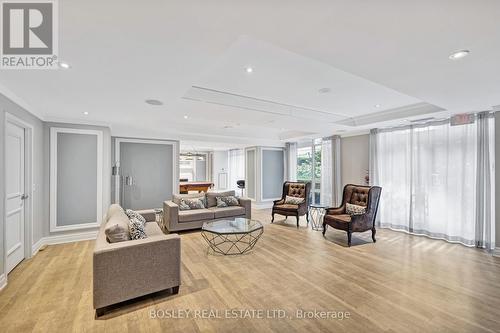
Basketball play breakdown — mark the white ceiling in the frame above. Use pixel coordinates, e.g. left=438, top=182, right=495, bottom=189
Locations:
left=1, top=0, right=499, bottom=150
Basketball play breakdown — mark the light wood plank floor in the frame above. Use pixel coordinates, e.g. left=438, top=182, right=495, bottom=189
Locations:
left=1, top=209, right=500, bottom=333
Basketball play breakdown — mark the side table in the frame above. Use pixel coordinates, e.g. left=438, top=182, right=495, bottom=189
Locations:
left=308, top=204, right=327, bottom=231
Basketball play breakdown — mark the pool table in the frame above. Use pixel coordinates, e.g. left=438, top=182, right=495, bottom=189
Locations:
left=179, top=181, right=214, bottom=194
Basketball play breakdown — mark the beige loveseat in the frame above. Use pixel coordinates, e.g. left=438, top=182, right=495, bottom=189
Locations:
left=93, top=204, right=181, bottom=316
left=163, top=190, right=251, bottom=232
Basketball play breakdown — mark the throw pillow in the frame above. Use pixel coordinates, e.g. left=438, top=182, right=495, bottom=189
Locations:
left=346, top=203, right=366, bottom=216
left=105, top=211, right=131, bottom=243
left=178, top=200, right=191, bottom=211
left=216, top=196, right=240, bottom=208
left=181, top=198, right=205, bottom=210
left=125, top=209, right=146, bottom=226
left=129, top=217, right=147, bottom=240
left=284, top=195, right=304, bottom=205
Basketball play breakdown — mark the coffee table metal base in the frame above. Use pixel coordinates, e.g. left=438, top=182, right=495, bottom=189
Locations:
left=201, top=228, right=263, bottom=255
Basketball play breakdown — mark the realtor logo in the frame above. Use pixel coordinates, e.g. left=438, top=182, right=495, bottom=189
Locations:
left=1, top=0, right=58, bottom=69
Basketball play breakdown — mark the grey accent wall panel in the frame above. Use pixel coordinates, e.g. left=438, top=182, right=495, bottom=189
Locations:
left=120, top=142, right=173, bottom=210
left=262, top=150, right=284, bottom=200
left=56, top=133, right=98, bottom=226
left=246, top=150, right=256, bottom=199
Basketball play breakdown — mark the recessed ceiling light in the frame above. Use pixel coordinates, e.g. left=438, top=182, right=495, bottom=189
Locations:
left=183, top=115, right=188, bottom=119
left=145, top=99, right=163, bottom=106
left=449, top=50, right=470, bottom=60
left=245, top=67, right=253, bottom=73
left=59, top=61, right=70, bottom=69
left=374, top=104, right=381, bottom=108
left=83, top=111, right=89, bottom=115
left=318, top=87, right=331, bottom=94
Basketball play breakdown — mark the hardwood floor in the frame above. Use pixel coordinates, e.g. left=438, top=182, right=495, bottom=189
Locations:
left=1, top=209, right=500, bottom=332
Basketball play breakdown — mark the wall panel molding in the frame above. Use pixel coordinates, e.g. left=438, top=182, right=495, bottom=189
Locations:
left=50, top=127, right=103, bottom=232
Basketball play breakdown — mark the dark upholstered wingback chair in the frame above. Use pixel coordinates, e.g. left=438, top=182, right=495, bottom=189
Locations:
left=323, top=184, right=382, bottom=246
left=272, top=182, right=311, bottom=228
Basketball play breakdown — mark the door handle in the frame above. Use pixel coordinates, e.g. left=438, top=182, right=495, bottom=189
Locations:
left=21, top=194, right=29, bottom=200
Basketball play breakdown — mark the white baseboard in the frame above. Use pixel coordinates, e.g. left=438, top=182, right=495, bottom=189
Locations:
left=0, top=274, right=6, bottom=291
left=493, top=247, right=500, bottom=257
left=32, top=230, right=98, bottom=256
left=252, top=202, right=274, bottom=210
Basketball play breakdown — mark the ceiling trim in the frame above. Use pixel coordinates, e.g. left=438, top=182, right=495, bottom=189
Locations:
left=0, top=82, right=45, bottom=121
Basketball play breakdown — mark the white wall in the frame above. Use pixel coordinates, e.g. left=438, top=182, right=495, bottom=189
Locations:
left=341, top=134, right=369, bottom=186
left=212, top=150, right=229, bottom=190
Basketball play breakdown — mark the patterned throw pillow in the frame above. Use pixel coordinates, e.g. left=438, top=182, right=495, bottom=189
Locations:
left=178, top=200, right=191, bottom=211
left=216, top=196, right=240, bottom=208
left=346, top=203, right=366, bottom=216
left=129, top=217, right=147, bottom=240
left=125, top=209, right=146, bottom=226
left=180, top=198, right=205, bottom=210
left=284, top=195, right=304, bottom=205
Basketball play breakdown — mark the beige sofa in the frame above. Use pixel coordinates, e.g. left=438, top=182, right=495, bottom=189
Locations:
left=93, top=205, right=181, bottom=316
left=163, top=190, right=251, bottom=232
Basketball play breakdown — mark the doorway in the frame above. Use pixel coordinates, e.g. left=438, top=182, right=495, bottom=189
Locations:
left=4, top=114, right=33, bottom=274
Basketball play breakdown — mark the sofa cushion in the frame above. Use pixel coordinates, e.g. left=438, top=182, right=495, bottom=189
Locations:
left=180, top=197, right=206, bottom=210
left=209, top=206, right=246, bottom=218
left=125, top=209, right=146, bottom=226
left=207, top=190, right=235, bottom=207
left=216, top=195, right=240, bottom=208
left=144, top=221, right=163, bottom=236
left=346, top=203, right=366, bottom=216
left=326, top=214, right=351, bottom=223
left=106, top=203, right=124, bottom=222
left=173, top=193, right=206, bottom=206
left=129, top=217, right=147, bottom=240
left=178, top=209, right=215, bottom=222
left=284, top=195, right=304, bottom=205
left=105, top=210, right=131, bottom=243
left=274, top=204, right=299, bottom=211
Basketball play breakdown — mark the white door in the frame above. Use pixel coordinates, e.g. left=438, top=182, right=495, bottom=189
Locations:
left=6, top=122, right=25, bottom=273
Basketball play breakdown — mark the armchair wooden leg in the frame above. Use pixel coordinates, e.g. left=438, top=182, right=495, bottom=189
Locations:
left=306, top=213, right=309, bottom=224
left=296, top=215, right=299, bottom=228
left=347, top=231, right=352, bottom=247
left=271, top=213, right=275, bottom=223
left=322, top=223, right=327, bottom=236
left=172, top=286, right=180, bottom=294
left=372, top=227, right=377, bottom=243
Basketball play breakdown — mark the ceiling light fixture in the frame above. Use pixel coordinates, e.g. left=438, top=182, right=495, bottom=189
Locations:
left=449, top=50, right=470, bottom=60
left=145, top=99, right=163, bottom=106
left=318, top=87, right=331, bottom=94
left=59, top=62, right=70, bottom=69
left=374, top=104, right=381, bottom=108
left=83, top=111, right=89, bottom=115
left=183, top=115, right=189, bottom=119
left=245, top=67, right=253, bottom=73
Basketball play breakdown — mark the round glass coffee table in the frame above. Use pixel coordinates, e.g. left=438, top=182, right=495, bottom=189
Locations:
left=201, top=218, right=264, bottom=255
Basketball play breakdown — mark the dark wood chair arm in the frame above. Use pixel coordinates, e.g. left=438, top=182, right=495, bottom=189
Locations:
left=325, top=206, right=345, bottom=215
left=273, top=199, right=284, bottom=205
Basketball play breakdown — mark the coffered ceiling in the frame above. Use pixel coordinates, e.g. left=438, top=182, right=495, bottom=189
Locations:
left=1, top=0, right=499, bottom=148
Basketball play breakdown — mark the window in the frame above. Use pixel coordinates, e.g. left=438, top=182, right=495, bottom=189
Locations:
left=297, top=139, right=322, bottom=204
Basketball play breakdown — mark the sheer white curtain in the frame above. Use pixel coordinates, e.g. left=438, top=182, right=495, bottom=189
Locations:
left=320, top=136, right=342, bottom=206
left=228, top=149, right=244, bottom=191
left=286, top=142, right=297, bottom=181
left=372, top=114, right=495, bottom=248
left=321, top=138, right=333, bottom=206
